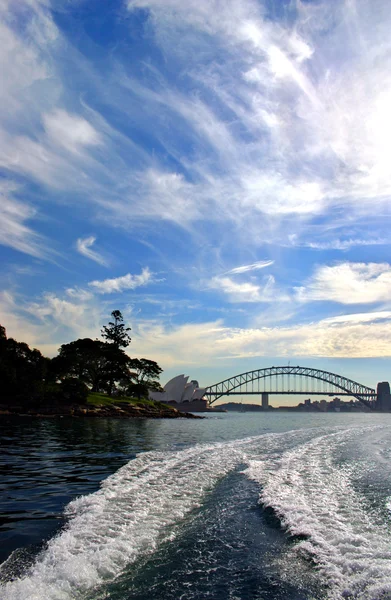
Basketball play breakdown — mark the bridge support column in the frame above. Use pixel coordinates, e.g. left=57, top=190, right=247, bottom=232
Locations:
left=262, top=393, right=269, bottom=410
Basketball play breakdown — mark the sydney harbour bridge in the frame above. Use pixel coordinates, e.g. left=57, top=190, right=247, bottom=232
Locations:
left=204, top=366, right=391, bottom=410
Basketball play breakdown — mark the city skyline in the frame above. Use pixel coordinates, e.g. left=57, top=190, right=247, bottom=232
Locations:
left=1, top=0, right=391, bottom=403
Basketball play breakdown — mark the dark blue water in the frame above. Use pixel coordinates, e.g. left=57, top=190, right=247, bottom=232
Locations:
left=1, top=412, right=391, bottom=599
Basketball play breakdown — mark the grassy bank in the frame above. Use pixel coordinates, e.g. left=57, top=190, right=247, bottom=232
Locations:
left=87, top=392, right=178, bottom=412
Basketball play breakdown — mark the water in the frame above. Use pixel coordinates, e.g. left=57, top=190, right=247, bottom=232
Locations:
left=1, top=412, right=391, bottom=599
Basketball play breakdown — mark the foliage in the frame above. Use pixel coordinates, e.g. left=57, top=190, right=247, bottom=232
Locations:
left=100, top=311, right=133, bottom=394
left=60, top=378, right=89, bottom=404
left=44, top=379, right=88, bottom=404
left=50, top=338, right=130, bottom=394
left=50, top=338, right=106, bottom=389
left=0, top=326, right=49, bottom=406
left=101, top=310, right=131, bottom=349
left=123, top=358, right=163, bottom=399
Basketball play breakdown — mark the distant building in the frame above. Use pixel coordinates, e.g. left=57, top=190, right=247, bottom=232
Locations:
left=149, top=374, right=208, bottom=412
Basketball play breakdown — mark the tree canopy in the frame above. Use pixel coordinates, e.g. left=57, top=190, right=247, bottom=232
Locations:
left=125, top=358, right=163, bottom=399
left=101, top=310, right=131, bottom=349
left=0, top=310, right=163, bottom=407
left=0, top=326, right=50, bottom=405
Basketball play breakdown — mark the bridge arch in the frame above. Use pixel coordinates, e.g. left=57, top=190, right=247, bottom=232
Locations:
left=204, top=366, right=376, bottom=409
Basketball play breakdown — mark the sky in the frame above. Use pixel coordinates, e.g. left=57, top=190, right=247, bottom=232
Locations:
left=1, top=0, right=391, bottom=405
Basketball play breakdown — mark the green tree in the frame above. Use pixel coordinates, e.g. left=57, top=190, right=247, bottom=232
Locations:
left=101, top=310, right=131, bottom=349
left=50, top=338, right=106, bottom=391
left=0, top=325, right=48, bottom=406
left=125, top=358, right=163, bottom=400
left=101, top=310, right=132, bottom=394
left=50, top=338, right=128, bottom=393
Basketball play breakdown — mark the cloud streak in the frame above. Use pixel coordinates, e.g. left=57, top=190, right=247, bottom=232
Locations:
left=0, top=182, right=47, bottom=258
left=76, top=236, right=108, bottom=267
left=226, top=260, right=274, bottom=275
left=208, top=273, right=284, bottom=304
left=88, top=268, right=153, bottom=294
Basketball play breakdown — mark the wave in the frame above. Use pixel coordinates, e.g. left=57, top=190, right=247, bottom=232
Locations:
left=2, top=425, right=391, bottom=600
left=1, top=442, right=248, bottom=600
left=245, top=426, right=391, bottom=600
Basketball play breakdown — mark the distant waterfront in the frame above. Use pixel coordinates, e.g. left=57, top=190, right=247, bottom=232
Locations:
left=217, top=397, right=369, bottom=412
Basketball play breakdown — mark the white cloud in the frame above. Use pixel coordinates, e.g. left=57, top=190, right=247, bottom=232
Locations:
left=132, top=311, right=391, bottom=368
left=322, top=311, right=391, bottom=324
left=3, top=284, right=391, bottom=369
left=0, top=11, right=54, bottom=118
left=208, top=273, right=281, bottom=303
left=88, top=268, right=153, bottom=294
left=76, top=236, right=108, bottom=266
left=121, top=0, right=391, bottom=246
left=3, top=0, right=391, bottom=253
left=43, top=109, right=102, bottom=154
left=0, top=182, right=47, bottom=258
left=65, top=287, right=94, bottom=302
left=227, top=260, right=274, bottom=274
left=29, top=294, right=85, bottom=323
left=0, top=288, right=101, bottom=356
left=299, top=238, right=388, bottom=251
left=296, top=262, right=391, bottom=305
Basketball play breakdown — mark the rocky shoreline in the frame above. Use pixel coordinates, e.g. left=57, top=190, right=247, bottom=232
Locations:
left=0, top=402, right=203, bottom=419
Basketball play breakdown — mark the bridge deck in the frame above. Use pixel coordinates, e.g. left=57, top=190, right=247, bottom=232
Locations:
left=204, top=391, right=376, bottom=396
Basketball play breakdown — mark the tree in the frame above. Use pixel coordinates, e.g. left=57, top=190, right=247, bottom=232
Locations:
left=101, top=311, right=132, bottom=394
left=125, top=358, right=163, bottom=400
left=50, top=338, right=105, bottom=391
left=0, top=325, right=48, bottom=406
left=50, top=338, right=128, bottom=393
left=101, top=310, right=131, bottom=349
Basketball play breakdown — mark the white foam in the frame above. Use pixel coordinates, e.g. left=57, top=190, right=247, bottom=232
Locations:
left=245, top=426, right=391, bottom=600
left=1, top=443, right=247, bottom=600
left=3, top=425, right=391, bottom=600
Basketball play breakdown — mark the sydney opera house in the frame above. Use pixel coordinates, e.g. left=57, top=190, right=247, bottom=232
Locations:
left=149, top=375, right=208, bottom=412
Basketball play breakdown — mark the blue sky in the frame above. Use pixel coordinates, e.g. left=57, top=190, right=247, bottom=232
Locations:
left=1, top=0, right=391, bottom=404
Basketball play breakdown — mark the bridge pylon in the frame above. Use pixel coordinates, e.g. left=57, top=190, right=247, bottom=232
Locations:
left=376, top=382, right=391, bottom=411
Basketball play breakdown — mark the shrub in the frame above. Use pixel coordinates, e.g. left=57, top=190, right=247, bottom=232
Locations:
left=59, top=378, right=89, bottom=404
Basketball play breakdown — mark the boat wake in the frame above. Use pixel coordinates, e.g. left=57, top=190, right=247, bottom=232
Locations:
left=246, top=427, right=391, bottom=599
left=2, top=426, right=391, bottom=599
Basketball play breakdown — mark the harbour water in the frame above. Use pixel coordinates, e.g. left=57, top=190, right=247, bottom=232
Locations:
left=1, top=412, right=391, bottom=599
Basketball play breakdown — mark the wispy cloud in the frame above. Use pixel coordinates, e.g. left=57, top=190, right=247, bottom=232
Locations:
left=208, top=273, right=283, bottom=303
left=322, top=311, right=391, bottom=324
left=121, top=0, right=391, bottom=244
left=298, top=239, right=389, bottom=251
left=3, top=284, right=391, bottom=369
left=2, top=0, right=391, bottom=252
left=0, top=182, right=47, bottom=258
left=132, top=312, right=391, bottom=368
left=88, top=268, right=153, bottom=294
left=76, top=236, right=108, bottom=267
left=2, top=0, right=391, bottom=383
left=226, top=260, right=274, bottom=275
left=0, top=288, right=101, bottom=356
left=296, top=262, right=391, bottom=305
left=43, top=109, right=102, bottom=154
